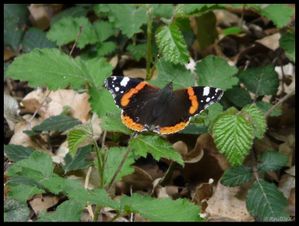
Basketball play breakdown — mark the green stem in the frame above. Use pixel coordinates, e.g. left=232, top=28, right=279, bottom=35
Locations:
left=146, top=5, right=153, bottom=81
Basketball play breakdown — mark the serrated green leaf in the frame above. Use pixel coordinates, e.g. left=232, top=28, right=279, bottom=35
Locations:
left=101, top=112, right=131, bottom=134
left=22, top=27, right=56, bottom=52
left=51, top=6, right=88, bottom=24
left=4, top=144, right=34, bottom=162
left=257, top=151, right=288, bottom=173
left=63, top=145, right=93, bottom=173
left=121, top=193, right=202, bottom=221
left=224, top=86, right=252, bottom=108
left=102, top=147, right=135, bottom=186
left=221, top=166, right=253, bottom=186
left=258, top=4, right=294, bottom=28
left=4, top=198, right=30, bottom=222
left=93, top=21, right=115, bottom=42
left=28, top=114, right=81, bottom=135
left=151, top=58, right=195, bottom=89
left=40, top=174, right=66, bottom=195
left=109, top=5, right=147, bottom=38
left=204, top=102, right=223, bottom=129
left=47, top=17, right=98, bottom=49
left=6, top=48, right=88, bottom=90
left=239, top=65, right=279, bottom=96
left=256, top=101, right=282, bottom=117
left=96, top=41, right=117, bottom=57
left=127, top=43, right=147, bottom=61
left=246, top=179, right=290, bottom=221
left=196, top=55, right=238, bottom=90
left=175, top=4, right=220, bottom=16
left=67, top=124, right=93, bottom=155
left=8, top=184, right=44, bottom=202
left=212, top=114, right=254, bottom=166
left=129, top=135, right=184, bottom=166
left=152, top=4, right=174, bottom=18
left=156, top=23, right=190, bottom=64
left=242, top=104, right=267, bottom=139
left=38, top=200, right=84, bottom=222
left=280, top=31, right=295, bottom=62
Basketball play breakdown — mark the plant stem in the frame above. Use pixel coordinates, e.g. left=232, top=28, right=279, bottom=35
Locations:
left=159, top=161, right=177, bottom=187
left=146, top=5, right=153, bottom=81
left=69, top=26, right=83, bottom=56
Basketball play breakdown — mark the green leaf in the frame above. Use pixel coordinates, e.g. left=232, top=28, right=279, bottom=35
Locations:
left=246, top=179, right=290, bottom=221
left=151, top=59, right=195, bottom=89
left=22, top=28, right=56, bottom=52
left=175, top=4, right=220, bottom=16
left=280, top=31, right=295, bottom=62
left=224, top=86, right=252, bottom=108
left=6, top=48, right=88, bottom=90
left=212, top=113, right=254, bottom=166
left=238, top=65, right=279, bottom=96
left=129, top=135, right=184, bottom=166
left=179, top=122, right=208, bottom=134
left=89, top=87, right=120, bottom=118
left=93, top=20, right=115, bottom=42
left=102, top=147, right=135, bottom=186
left=127, top=43, right=147, bottom=61
left=242, top=104, right=267, bottom=139
left=96, top=41, right=117, bottom=57
left=67, top=124, right=93, bottom=155
left=221, top=166, right=253, bottom=187
left=40, top=174, right=66, bottom=195
left=258, top=4, right=294, bottom=28
left=156, top=23, right=190, bottom=64
left=204, top=102, right=223, bottom=129
left=257, top=151, right=288, bottom=173
left=51, top=6, right=88, bottom=24
left=63, top=145, right=93, bottom=173
left=47, top=17, right=98, bottom=49
left=222, top=26, right=242, bottom=36
left=8, top=184, right=44, bottom=202
left=101, top=112, right=131, bottom=134
left=109, top=5, right=147, bottom=38
left=4, top=144, right=34, bottom=162
left=121, top=193, right=202, bottom=221
left=152, top=4, right=174, bottom=18
left=4, top=198, right=30, bottom=222
left=28, top=114, right=81, bottom=135
left=38, top=200, right=84, bottom=222
left=196, top=55, right=238, bottom=90
left=256, top=101, right=282, bottom=117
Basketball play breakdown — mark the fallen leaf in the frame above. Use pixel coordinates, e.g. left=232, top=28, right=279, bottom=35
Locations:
left=256, top=33, right=280, bottom=51
left=4, top=48, right=15, bottom=61
left=29, top=194, right=59, bottom=215
left=123, top=68, right=146, bottom=79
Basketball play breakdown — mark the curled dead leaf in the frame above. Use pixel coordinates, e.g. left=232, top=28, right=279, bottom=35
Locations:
left=123, top=68, right=146, bottom=79
left=29, top=194, right=59, bottom=215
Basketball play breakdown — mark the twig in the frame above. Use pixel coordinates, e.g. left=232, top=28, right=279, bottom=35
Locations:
left=85, top=166, right=94, bottom=220
left=159, top=161, right=177, bottom=187
left=265, top=89, right=295, bottom=118
left=69, top=26, right=83, bottom=56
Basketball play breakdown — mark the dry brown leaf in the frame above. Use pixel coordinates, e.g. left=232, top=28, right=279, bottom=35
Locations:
left=205, top=181, right=254, bottom=221
left=172, top=141, right=188, bottom=156
left=109, top=55, right=118, bottom=69
left=123, top=68, right=146, bottom=79
left=256, top=33, right=280, bottom=50
left=4, top=48, right=15, bottom=61
left=29, top=195, right=59, bottom=215
left=52, top=141, right=68, bottom=164
left=192, top=179, right=214, bottom=206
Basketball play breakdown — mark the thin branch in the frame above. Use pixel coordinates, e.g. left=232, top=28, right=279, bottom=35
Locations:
left=69, top=26, right=83, bottom=56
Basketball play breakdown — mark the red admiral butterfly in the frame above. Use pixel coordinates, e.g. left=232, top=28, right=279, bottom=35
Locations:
left=105, top=76, right=223, bottom=134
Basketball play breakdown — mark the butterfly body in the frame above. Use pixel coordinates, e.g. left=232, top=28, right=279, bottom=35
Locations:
left=105, top=76, right=223, bottom=134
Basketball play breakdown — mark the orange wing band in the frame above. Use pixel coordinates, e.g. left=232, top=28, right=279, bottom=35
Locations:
left=159, top=121, right=190, bottom=134
left=187, top=88, right=199, bottom=114
left=120, top=82, right=147, bottom=107
left=121, top=114, right=145, bottom=132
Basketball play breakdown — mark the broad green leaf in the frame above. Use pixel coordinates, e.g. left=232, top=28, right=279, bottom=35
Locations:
left=258, top=4, right=294, bottom=28
left=257, top=151, right=288, bottom=173
left=109, top=5, right=147, bottom=38
left=96, top=41, right=117, bottom=57
left=51, top=6, right=88, bottom=24
left=4, top=144, right=34, bottom=162
left=101, top=112, right=131, bottom=134
left=127, top=43, right=147, bottom=61
left=89, top=87, right=120, bottom=118
left=67, top=124, right=93, bottom=155
left=224, top=86, right=252, bottom=108
left=179, top=122, right=207, bottom=134
left=6, top=48, right=88, bottom=90
left=82, top=57, right=113, bottom=88
left=85, top=188, right=119, bottom=210
left=152, top=4, right=174, bottom=18
left=4, top=198, right=30, bottom=222
left=221, top=166, right=253, bottom=186
left=242, top=104, right=267, bottom=139
left=121, top=193, right=202, bottom=222
left=38, top=200, right=84, bottom=222
left=151, top=59, right=195, bottom=89
left=196, top=55, right=238, bottom=90
left=8, top=184, right=44, bottom=202
left=40, top=174, right=67, bottom=195
left=156, top=23, right=190, bottom=64
left=129, top=135, right=184, bottom=166
left=280, top=31, right=295, bottom=62
left=256, top=101, right=282, bottom=117
left=102, top=147, right=135, bottom=186
left=204, top=102, right=223, bottom=129
left=22, top=28, right=56, bottom=52
left=212, top=113, right=254, bottom=166
left=238, top=65, right=279, bottom=96
left=47, top=17, right=98, bottom=49
left=93, top=21, right=115, bottom=42
left=63, top=145, right=93, bottom=173
left=27, top=114, right=81, bottom=135
left=246, top=179, right=289, bottom=221
left=175, top=4, right=219, bottom=16
left=222, top=26, right=242, bottom=36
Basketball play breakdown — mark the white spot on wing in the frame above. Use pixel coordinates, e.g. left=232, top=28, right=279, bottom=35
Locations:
left=206, top=97, right=210, bottom=102
left=120, top=77, right=130, bottom=87
left=203, top=87, right=210, bottom=96
left=115, top=87, right=120, bottom=92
